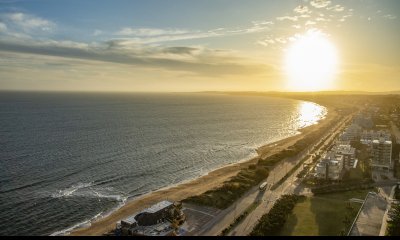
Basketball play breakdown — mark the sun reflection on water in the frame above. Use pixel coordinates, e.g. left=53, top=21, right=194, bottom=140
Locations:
left=297, top=102, right=327, bottom=128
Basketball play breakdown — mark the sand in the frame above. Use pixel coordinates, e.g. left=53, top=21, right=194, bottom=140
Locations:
left=71, top=105, right=338, bottom=236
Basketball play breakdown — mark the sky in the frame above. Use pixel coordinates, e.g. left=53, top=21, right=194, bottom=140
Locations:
left=0, top=0, right=399, bottom=92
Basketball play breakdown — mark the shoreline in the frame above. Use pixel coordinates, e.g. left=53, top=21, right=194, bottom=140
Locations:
left=70, top=102, right=336, bottom=236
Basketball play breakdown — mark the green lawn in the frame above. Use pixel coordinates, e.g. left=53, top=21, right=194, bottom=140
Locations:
left=279, top=189, right=372, bottom=236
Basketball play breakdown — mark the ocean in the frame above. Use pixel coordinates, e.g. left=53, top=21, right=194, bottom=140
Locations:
left=0, top=92, right=326, bottom=235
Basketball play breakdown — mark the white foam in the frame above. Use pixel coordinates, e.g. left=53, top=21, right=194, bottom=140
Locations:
left=51, top=182, right=93, bottom=198
left=49, top=185, right=128, bottom=236
left=50, top=211, right=103, bottom=236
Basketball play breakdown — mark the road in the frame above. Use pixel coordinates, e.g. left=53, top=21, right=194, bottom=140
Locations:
left=194, top=111, right=354, bottom=236
left=227, top=113, right=354, bottom=236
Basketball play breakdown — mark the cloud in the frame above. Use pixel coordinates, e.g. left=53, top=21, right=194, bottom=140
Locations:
left=275, top=37, right=287, bottom=44
left=316, top=17, right=330, bottom=22
left=0, top=39, right=268, bottom=77
left=305, top=20, right=317, bottom=26
left=116, top=27, right=189, bottom=37
left=294, top=5, right=311, bottom=14
left=112, top=22, right=272, bottom=44
left=93, top=29, right=103, bottom=36
left=328, top=5, right=345, bottom=12
left=0, top=22, right=7, bottom=32
left=383, top=14, right=397, bottom=20
left=247, top=20, right=274, bottom=33
left=2, top=12, right=54, bottom=32
left=276, top=16, right=298, bottom=22
left=310, top=0, right=331, bottom=9
left=257, top=38, right=275, bottom=47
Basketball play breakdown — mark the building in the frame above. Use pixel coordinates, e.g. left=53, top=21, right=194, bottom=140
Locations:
left=371, top=139, right=392, bottom=170
left=119, top=201, right=184, bottom=236
left=353, top=113, right=374, bottom=129
left=360, top=130, right=391, bottom=145
left=333, top=144, right=358, bottom=170
left=135, top=201, right=174, bottom=226
left=340, top=124, right=362, bottom=142
left=315, top=152, right=344, bottom=180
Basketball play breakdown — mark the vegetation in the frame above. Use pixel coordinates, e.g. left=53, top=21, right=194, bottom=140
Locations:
left=393, top=143, right=400, bottom=178
left=311, top=179, right=374, bottom=195
left=339, top=202, right=358, bottom=236
left=279, top=190, right=371, bottom=236
left=386, top=203, right=400, bottom=236
left=183, top=121, right=333, bottom=209
left=183, top=165, right=269, bottom=209
left=250, top=194, right=304, bottom=236
left=259, top=126, right=331, bottom=168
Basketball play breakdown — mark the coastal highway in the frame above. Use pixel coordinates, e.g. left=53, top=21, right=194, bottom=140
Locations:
left=194, top=111, right=354, bottom=236
left=227, top=112, right=353, bottom=236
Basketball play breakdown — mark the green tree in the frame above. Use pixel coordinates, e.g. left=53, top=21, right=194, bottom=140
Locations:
left=387, top=203, right=400, bottom=236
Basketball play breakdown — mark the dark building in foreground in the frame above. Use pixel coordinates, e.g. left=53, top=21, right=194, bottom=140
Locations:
left=119, top=200, right=184, bottom=236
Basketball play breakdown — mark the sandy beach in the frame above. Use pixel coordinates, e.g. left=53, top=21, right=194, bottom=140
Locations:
left=71, top=103, right=338, bottom=236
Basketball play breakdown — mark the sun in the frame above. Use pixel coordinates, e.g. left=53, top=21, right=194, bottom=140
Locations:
left=284, top=30, right=338, bottom=91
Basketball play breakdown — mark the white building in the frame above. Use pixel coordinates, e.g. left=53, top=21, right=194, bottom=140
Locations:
left=333, top=144, right=357, bottom=170
left=371, top=139, right=392, bottom=170
left=315, top=152, right=344, bottom=180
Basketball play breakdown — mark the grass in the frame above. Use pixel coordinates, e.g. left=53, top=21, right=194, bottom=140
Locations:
left=279, top=189, right=372, bottom=236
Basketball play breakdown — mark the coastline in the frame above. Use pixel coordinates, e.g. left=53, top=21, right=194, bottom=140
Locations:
left=70, top=102, right=337, bottom=236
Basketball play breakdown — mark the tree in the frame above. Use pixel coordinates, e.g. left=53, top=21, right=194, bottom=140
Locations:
left=387, top=203, right=400, bottom=236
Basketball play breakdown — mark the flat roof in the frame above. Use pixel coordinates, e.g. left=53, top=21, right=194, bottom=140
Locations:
left=372, top=140, right=392, bottom=144
left=144, top=200, right=173, bottom=214
left=122, top=215, right=137, bottom=225
left=122, top=200, right=174, bottom=225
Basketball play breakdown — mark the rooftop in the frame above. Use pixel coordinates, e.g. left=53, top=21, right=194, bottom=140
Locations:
left=143, top=200, right=173, bottom=214
left=131, top=221, right=173, bottom=236
left=122, top=215, right=137, bottom=225
left=372, top=139, right=392, bottom=145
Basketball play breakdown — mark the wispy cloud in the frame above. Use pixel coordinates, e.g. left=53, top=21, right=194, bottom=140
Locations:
left=111, top=22, right=272, bottom=44
left=305, top=20, right=317, bottom=26
left=1, top=12, right=55, bottom=32
left=116, top=27, right=190, bottom=37
left=383, top=14, right=397, bottom=20
left=93, top=29, right=103, bottom=36
left=294, top=5, right=311, bottom=14
left=0, top=22, right=7, bottom=32
left=276, top=16, right=298, bottom=22
left=0, top=38, right=268, bottom=77
left=328, top=5, right=345, bottom=12
left=310, top=0, right=332, bottom=9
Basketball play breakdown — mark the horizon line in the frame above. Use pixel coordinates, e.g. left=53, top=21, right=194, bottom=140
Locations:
left=1, top=89, right=400, bottom=95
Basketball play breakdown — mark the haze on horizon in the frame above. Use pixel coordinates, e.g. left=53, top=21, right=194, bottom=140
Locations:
left=0, top=0, right=399, bottom=92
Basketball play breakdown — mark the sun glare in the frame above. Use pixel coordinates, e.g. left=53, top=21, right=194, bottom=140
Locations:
left=285, top=30, right=338, bottom=91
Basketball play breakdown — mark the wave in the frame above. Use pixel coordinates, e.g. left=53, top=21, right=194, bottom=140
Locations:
left=50, top=211, right=103, bottom=236
left=51, top=182, right=94, bottom=198
left=49, top=183, right=128, bottom=236
left=51, top=182, right=128, bottom=202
